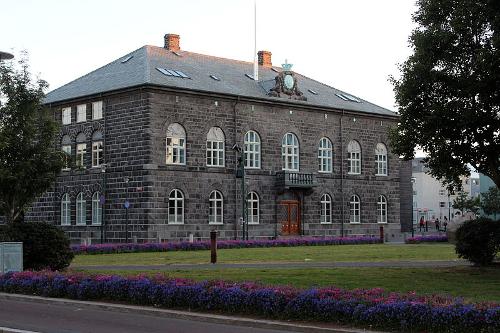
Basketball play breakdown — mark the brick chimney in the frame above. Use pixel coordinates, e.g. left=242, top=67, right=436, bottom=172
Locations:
left=164, top=34, right=180, bottom=52
left=258, top=50, right=272, bottom=67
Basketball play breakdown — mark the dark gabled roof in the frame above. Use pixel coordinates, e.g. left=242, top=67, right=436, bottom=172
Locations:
left=44, top=45, right=397, bottom=117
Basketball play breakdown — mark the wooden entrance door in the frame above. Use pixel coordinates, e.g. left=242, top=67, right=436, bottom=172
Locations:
left=279, top=200, right=300, bottom=235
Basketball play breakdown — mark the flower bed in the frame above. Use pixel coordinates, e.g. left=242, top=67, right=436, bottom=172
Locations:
left=406, top=235, right=448, bottom=244
left=72, top=236, right=382, bottom=255
left=0, top=271, right=498, bottom=332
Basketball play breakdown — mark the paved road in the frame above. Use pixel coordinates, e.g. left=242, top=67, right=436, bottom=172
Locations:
left=73, top=259, right=470, bottom=271
left=0, top=298, right=297, bottom=333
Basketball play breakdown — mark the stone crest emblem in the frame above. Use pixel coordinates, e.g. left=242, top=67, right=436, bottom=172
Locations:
left=268, top=60, right=307, bottom=101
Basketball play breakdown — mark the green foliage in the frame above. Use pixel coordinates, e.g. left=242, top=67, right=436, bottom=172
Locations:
left=0, top=222, right=74, bottom=271
left=390, top=0, right=500, bottom=190
left=455, top=217, right=500, bottom=266
left=0, top=53, right=65, bottom=223
left=452, top=192, right=480, bottom=215
left=481, top=186, right=500, bottom=219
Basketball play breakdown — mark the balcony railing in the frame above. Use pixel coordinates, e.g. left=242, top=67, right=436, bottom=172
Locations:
left=276, top=171, right=317, bottom=189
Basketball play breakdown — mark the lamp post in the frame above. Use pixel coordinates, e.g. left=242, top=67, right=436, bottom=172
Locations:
left=124, top=176, right=130, bottom=243
left=100, top=163, right=107, bottom=243
left=232, top=144, right=248, bottom=240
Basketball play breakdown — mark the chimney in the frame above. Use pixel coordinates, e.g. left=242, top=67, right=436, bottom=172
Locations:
left=164, top=34, right=180, bottom=52
left=258, top=50, right=272, bottom=67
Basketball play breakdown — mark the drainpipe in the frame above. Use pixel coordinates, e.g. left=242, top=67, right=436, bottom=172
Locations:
left=232, top=96, right=241, bottom=240
left=340, top=110, right=345, bottom=237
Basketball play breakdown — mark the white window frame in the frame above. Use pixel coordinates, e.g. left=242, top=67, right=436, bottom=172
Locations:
left=318, top=137, right=333, bottom=173
left=76, top=143, right=86, bottom=168
left=209, top=190, right=223, bottom=224
left=76, top=104, right=87, bottom=123
left=375, top=143, right=388, bottom=176
left=244, top=130, right=261, bottom=169
left=62, top=145, right=71, bottom=171
left=247, top=191, right=259, bottom=224
left=168, top=189, right=184, bottom=224
left=92, top=141, right=103, bottom=167
left=377, top=195, right=388, bottom=223
left=92, top=192, right=102, bottom=226
left=320, top=194, right=332, bottom=224
left=281, top=132, right=299, bottom=171
left=347, top=140, right=361, bottom=175
left=166, top=123, right=186, bottom=165
left=92, top=101, right=103, bottom=120
left=61, top=193, right=71, bottom=226
left=350, top=194, right=361, bottom=223
left=76, top=192, right=86, bottom=226
left=206, top=127, right=225, bottom=167
left=62, top=107, right=71, bottom=125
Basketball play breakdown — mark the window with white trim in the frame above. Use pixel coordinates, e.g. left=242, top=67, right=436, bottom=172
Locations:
left=377, top=195, right=387, bottom=223
left=61, top=135, right=71, bottom=171
left=320, top=194, right=332, bottom=224
left=166, top=123, right=186, bottom=165
left=206, top=127, right=225, bottom=167
left=375, top=143, right=388, bottom=176
left=347, top=140, right=361, bottom=175
left=209, top=190, right=223, bottom=224
left=77, top=104, right=86, bottom=123
left=281, top=132, right=299, bottom=171
left=76, top=133, right=86, bottom=168
left=318, top=137, right=333, bottom=173
left=61, top=193, right=71, bottom=225
left=76, top=192, right=86, bottom=225
left=244, top=130, right=261, bottom=169
left=247, top=191, right=259, bottom=224
left=62, top=107, right=71, bottom=125
left=92, top=101, right=103, bottom=120
left=92, top=192, right=102, bottom=225
left=349, top=194, right=360, bottom=223
left=168, top=189, right=184, bottom=224
left=91, top=131, right=103, bottom=167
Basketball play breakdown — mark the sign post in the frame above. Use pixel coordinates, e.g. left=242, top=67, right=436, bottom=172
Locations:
left=210, top=230, right=217, bottom=264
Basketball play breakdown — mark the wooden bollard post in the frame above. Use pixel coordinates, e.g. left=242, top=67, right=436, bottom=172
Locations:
left=379, top=226, right=384, bottom=243
left=210, top=229, right=217, bottom=264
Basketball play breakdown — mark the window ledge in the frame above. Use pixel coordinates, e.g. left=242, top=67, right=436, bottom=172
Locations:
left=247, top=222, right=259, bottom=225
left=349, top=221, right=361, bottom=224
left=208, top=222, right=223, bottom=225
left=320, top=222, right=332, bottom=225
left=168, top=222, right=184, bottom=225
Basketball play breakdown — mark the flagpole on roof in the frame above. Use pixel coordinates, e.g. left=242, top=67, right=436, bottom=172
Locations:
left=253, top=0, right=258, bottom=81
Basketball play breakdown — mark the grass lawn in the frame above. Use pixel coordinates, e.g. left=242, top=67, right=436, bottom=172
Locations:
left=74, top=266, right=500, bottom=303
left=72, top=243, right=457, bottom=266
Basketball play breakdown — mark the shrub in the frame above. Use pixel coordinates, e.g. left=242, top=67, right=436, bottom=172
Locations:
left=406, top=235, right=448, bottom=244
left=0, top=222, right=74, bottom=271
left=455, top=218, right=500, bottom=266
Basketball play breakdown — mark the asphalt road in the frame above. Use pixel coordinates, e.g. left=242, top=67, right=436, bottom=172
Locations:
left=0, top=298, right=293, bottom=333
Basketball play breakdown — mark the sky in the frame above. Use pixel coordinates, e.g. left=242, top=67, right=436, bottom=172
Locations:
left=1, top=0, right=417, bottom=111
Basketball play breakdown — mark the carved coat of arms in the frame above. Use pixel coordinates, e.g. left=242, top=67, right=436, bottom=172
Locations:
left=268, top=60, right=307, bottom=101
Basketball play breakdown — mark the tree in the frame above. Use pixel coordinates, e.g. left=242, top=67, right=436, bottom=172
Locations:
left=390, top=0, right=500, bottom=190
left=452, top=191, right=480, bottom=215
left=481, top=186, right=500, bottom=220
left=0, top=53, right=64, bottom=223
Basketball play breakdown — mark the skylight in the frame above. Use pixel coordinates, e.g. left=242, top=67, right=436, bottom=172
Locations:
left=121, top=55, right=133, bottom=63
left=271, top=68, right=280, bottom=73
left=336, top=93, right=361, bottom=103
left=308, top=89, right=318, bottom=95
left=210, top=75, right=220, bottom=81
left=245, top=74, right=254, bottom=80
left=335, top=93, right=348, bottom=101
left=156, top=67, right=190, bottom=79
left=172, top=51, right=182, bottom=57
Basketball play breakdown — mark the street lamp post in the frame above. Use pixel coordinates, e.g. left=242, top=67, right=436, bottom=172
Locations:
left=100, top=163, right=107, bottom=243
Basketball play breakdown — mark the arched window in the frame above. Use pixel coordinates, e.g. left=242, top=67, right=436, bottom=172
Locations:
left=347, top=140, right=361, bottom=175
left=76, top=133, right=86, bottom=168
left=281, top=132, right=299, bottom=171
left=206, top=127, right=225, bottom=167
left=375, top=143, right=388, bottom=176
left=76, top=192, right=86, bottom=225
left=320, top=194, right=332, bottom=224
left=61, top=193, right=71, bottom=225
left=377, top=195, right=388, bottom=223
left=166, top=123, right=186, bottom=165
left=350, top=194, right=360, bottom=223
left=247, top=191, right=259, bottom=224
left=168, top=189, right=184, bottom=224
left=91, top=131, right=103, bottom=167
left=92, top=192, right=102, bottom=225
left=61, top=135, right=71, bottom=170
left=209, top=190, right=223, bottom=224
left=318, top=137, right=333, bottom=173
left=244, top=131, right=261, bottom=169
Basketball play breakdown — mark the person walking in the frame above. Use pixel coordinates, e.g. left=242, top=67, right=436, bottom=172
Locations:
left=419, top=216, right=425, bottom=232
left=435, top=218, right=440, bottom=231
left=443, top=217, right=448, bottom=232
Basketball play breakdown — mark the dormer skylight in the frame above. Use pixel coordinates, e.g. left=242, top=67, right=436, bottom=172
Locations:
left=156, top=67, right=190, bottom=79
left=121, top=55, right=133, bottom=63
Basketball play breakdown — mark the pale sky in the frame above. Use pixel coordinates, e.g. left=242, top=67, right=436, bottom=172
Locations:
left=1, top=0, right=417, bottom=111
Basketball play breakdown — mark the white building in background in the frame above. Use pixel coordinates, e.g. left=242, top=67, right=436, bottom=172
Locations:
left=411, top=158, right=479, bottom=224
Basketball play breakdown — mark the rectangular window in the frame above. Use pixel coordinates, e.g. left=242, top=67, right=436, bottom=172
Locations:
left=62, top=145, right=71, bottom=170
left=206, top=140, right=224, bottom=167
left=348, top=152, right=361, bottom=174
left=440, top=202, right=446, bottom=208
left=77, top=104, right=86, bottom=123
left=92, top=141, right=103, bottom=167
left=92, top=101, right=103, bottom=120
left=166, top=137, right=186, bottom=165
left=76, top=143, right=86, bottom=168
left=62, top=107, right=71, bottom=125
left=376, top=154, right=387, bottom=176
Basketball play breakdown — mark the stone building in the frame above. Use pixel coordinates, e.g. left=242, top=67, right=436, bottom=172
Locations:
left=27, top=34, right=412, bottom=243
